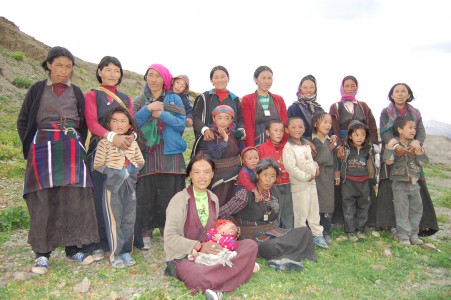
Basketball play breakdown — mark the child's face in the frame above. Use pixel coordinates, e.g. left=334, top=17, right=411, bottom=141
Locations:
left=218, top=222, right=237, bottom=236
left=316, top=114, right=332, bottom=136
left=172, top=78, right=187, bottom=94
left=285, top=119, right=305, bottom=140
left=350, top=128, right=366, bottom=147
left=242, top=149, right=259, bottom=170
left=265, top=123, right=284, bottom=144
left=391, top=84, right=410, bottom=107
left=109, top=112, right=131, bottom=135
left=343, top=79, right=357, bottom=95
left=213, top=112, right=233, bottom=130
left=398, top=120, right=416, bottom=141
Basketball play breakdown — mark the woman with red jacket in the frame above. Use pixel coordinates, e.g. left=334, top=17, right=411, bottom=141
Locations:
left=242, top=66, right=288, bottom=148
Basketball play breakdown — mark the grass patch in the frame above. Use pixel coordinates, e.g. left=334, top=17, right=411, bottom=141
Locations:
left=0, top=206, right=29, bottom=231
left=12, top=76, right=33, bottom=89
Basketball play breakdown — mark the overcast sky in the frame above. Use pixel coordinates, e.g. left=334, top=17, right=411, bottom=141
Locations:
left=3, top=0, right=451, bottom=124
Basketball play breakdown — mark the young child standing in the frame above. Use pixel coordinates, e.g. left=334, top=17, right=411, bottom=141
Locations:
left=340, top=120, right=375, bottom=242
left=258, top=120, right=293, bottom=229
left=171, top=75, right=193, bottom=127
left=283, top=117, right=329, bottom=249
left=93, top=106, right=145, bottom=268
left=309, top=113, right=340, bottom=244
left=204, top=105, right=243, bottom=206
left=384, top=116, right=428, bottom=245
left=236, top=147, right=261, bottom=201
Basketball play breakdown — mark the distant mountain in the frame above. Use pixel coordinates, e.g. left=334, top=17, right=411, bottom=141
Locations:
left=424, top=120, right=451, bottom=138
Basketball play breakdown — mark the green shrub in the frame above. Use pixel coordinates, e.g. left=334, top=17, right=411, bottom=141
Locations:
left=12, top=76, right=33, bottom=89
left=0, top=206, right=29, bottom=231
left=10, top=51, right=26, bottom=61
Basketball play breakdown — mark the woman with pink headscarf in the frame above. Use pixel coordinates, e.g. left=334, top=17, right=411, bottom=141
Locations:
left=133, top=64, right=187, bottom=250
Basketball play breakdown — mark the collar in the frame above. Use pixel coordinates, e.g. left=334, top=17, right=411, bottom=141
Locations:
left=47, top=77, right=72, bottom=86
left=312, top=133, right=330, bottom=143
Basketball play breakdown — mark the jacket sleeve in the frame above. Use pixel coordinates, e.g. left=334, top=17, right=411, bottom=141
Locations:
left=93, top=139, right=108, bottom=170
left=361, top=102, right=379, bottom=144
left=415, top=110, right=426, bottom=145
left=380, top=109, right=395, bottom=145
left=235, top=97, right=244, bottom=130
left=329, top=103, right=342, bottom=146
left=17, top=83, right=39, bottom=143
left=276, top=95, right=288, bottom=125
left=192, top=93, right=207, bottom=136
left=241, top=94, right=255, bottom=147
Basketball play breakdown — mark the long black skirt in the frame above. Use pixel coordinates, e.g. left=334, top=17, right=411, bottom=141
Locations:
left=25, top=186, right=99, bottom=254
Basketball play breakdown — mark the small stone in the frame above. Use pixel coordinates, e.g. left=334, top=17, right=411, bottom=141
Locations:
left=13, top=272, right=26, bottom=281
left=372, top=265, right=386, bottom=271
left=371, top=231, right=381, bottom=238
left=335, top=235, right=348, bottom=242
left=57, top=282, right=66, bottom=289
left=375, top=279, right=383, bottom=285
left=384, top=249, right=392, bottom=257
left=73, top=277, right=90, bottom=293
left=422, top=243, right=437, bottom=251
left=110, top=291, right=118, bottom=300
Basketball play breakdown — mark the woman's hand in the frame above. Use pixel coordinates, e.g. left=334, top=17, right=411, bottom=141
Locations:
left=329, top=135, right=338, bottom=150
left=203, top=128, right=215, bottom=141
left=200, top=241, right=223, bottom=255
left=307, top=140, right=317, bottom=157
left=147, top=101, right=164, bottom=111
left=113, top=134, right=134, bottom=150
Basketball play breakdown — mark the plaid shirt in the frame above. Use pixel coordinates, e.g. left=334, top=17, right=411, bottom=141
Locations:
left=219, top=187, right=249, bottom=220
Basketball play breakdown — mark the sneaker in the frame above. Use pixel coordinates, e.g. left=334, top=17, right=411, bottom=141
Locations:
left=92, top=249, right=105, bottom=261
left=142, top=237, right=152, bottom=250
left=356, top=231, right=366, bottom=239
left=313, top=236, right=330, bottom=249
left=348, top=233, right=359, bottom=242
left=253, top=262, right=260, bottom=273
left=409, top=235, right=424, bottom=245
left=324, top=233, right=333, bottom=244
left=205, top=289, right=223, bottom=300
left=31, top=256, right=49, bottom=275
left=268, top=258, right=304, bottom=272
left=66, top=252, right=94, bottom=265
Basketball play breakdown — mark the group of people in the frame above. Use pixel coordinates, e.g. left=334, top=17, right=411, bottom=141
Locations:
left=17, top=46, right=438, bottom=298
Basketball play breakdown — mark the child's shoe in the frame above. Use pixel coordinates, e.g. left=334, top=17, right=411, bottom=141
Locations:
left=409, top=235, right=424, bottom=245
left=348, top=233, right=359, bottom=242
left=356, top=231, right=366, bottom=239
left=121, top=253, right=136, bottom=266
left=313, top=236, right=329, bottom=249
left=31, top=256, right=49, bottom=275
left=92, top=249, right=105, bottom=261
left=324, top=233, right=333, bottom=244
left=66, top=252, right=94, bottom=265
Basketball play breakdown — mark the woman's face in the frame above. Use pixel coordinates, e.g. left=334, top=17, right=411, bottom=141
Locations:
left=343, top=79, right=357, bottom=95
left=300, top=79, right=316, bottom=97
left=146, top=69, right=164, bottom=92
left=255, top=70, right=273, bottom=94
left=47, top=56, right=73, bottom=84
left=391, top=84, right=410, bottom=107
left=210, top=70, right=229, bottom=91
left=256, top=166, right=277, bottom=192
left=189, top=160, right=214, bottom=192
left=98, top=63, right=121, bottom=86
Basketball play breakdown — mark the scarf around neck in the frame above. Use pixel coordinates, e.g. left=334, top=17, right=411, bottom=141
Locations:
left=380, top=102, right=422, bottom=135
left=340, top=84, right=358, bottom=103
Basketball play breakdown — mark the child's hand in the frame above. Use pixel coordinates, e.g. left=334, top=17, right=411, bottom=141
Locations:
left=186, top=117, right=193, bottom=127
left=336, top=146, right=345, bottom=159
left=254, top=189, right=262, bottom=202
left=315, top=167, right=320, bottom=177
left=335, top=178, right=341, bottom=186
left=213, top=234, right=221, bottom=241
left=410, top=140, right=421, bottom=150
left=329, top=135, right=338, bottom=150
left=218, top=128, right=229, bottom=141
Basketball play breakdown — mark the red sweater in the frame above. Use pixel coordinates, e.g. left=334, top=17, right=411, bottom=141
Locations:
left=258, top=139, right=290, bottom=185
left=241, top=91, right=288, bottom=147
left=84, top=85, right=134, bottom=138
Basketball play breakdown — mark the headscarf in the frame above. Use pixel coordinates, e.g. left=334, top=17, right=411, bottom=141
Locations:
left=340, top=75, right=358, bottom=103
left=296, top=74, right=321, bottom=114
left=212, top=105, right=235, bottom=119
left=147, top=64, right=172, bottom=91
left=172, top=74, right=190, bottom=94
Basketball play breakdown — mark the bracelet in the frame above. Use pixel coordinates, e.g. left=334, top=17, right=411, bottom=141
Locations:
left=107, top=131, right=117, bottom=143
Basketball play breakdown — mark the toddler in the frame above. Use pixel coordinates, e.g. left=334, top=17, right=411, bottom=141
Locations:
left=171, top=75, right=193, bottom=127
left=236, top=147, right=261, bottom=201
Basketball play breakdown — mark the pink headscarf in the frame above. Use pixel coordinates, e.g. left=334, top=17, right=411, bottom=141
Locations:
left=340, top=75, right=359, bottom=103
left=147, top=64, right=172, bottom=91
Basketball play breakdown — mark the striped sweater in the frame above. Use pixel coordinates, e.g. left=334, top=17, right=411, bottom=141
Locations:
left=94, top=139, right=144, bottom=171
